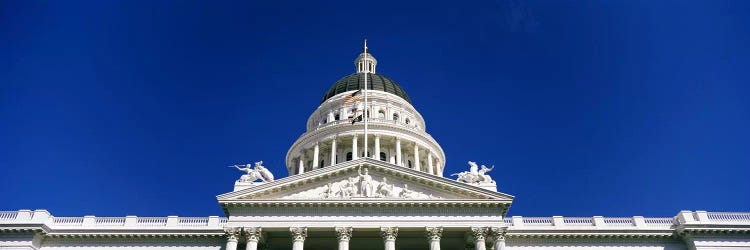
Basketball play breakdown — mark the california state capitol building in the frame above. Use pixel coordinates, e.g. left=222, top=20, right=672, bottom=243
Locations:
left=2, top=45, right=749, bottom=250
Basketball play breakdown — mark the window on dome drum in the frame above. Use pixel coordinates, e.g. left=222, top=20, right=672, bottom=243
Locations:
left=378, top=110, right=385, bottom=119
left=320, top=160, right=325, bottom=167
left=380, top=152, right=387, bottom=161
left=405, top=118, right=410, bottom=125
left=346, top=152, right=352, bottom=161
left=407, top=160, right=412, bottom=168
left=307, top=161, right=312, bottom=168
left=334, top=113, right=340, bottom=120
left=393, top=113, right=399, bottom=121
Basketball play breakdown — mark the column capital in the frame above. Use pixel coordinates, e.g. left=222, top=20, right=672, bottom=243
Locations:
left=335, top=226, right=353, bottom=241
left=380, top=227, right=399, bottom=241
left=243, top=227, right=262, bottom=242
left=425, top=226, right=443, bottom=241
left=488, top=227, right=507, bottom=241
left=289, top=227, right=308, bottom=242
left=224, top=227, right=241, bottom=241
left=470, top=227, right=488, bottom=241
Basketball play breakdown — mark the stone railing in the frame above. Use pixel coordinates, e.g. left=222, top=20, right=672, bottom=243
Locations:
left=505, top=215, right=675, bottom=229
left=0, top=210, right=226, bottom=231
left=677, top=211, right=750, bottom=225
left=316, top=117, right=418, bottom=130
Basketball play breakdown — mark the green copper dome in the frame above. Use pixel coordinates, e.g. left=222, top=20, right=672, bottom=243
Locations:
left=321, top=73, right=412, bottom=104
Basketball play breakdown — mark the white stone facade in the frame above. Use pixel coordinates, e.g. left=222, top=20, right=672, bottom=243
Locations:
left=2, top=48, right=748, bottom=250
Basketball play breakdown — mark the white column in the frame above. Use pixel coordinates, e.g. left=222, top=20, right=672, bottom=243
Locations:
left=395, top=138, right=402, bottom=166
left=426, top=227, right=442, bottom=250
left=313, top=143, right=320, bottom=169
left=374, top=135, right=381, bottom=160
left=428, top=152, right=434, bottom=174
left=380, top=227, right=398, bottom=250
left=224, top=228, right=240, bottom=250
left=244, top=227, right=262, bottom=250
left=336, top=227, right=352, bottom=250
left=290, top=227, right=307, bottom=250
left=413, top=143, right=420, bottom=171
left=330, top=139, right=337, bottom=166
left=298, top=153, right=305, bottom=174
left=471, top=227, right=487, bottom=250
left=490, top=227, right=506, bottom=250
left=352, top=135, right=358, bottom=160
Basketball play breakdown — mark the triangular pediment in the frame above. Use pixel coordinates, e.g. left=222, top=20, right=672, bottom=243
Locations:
left=217, top=158, right=514, bottom=202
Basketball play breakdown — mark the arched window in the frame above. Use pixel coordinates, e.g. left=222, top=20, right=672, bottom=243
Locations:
left=407, top=160, right=412, bottom=168
left=393, top=113, right=399, bottom=121
left=346, top=152, right=353, bottom=161
left=380, top=152, right=387, bottom=161
left=320, top=160, right=325, bottom=167
left=334, top=113, right=340, bottom=121
left=378, top=110, right=385, bottom=119
left=405, top=118, right=410, bottom=125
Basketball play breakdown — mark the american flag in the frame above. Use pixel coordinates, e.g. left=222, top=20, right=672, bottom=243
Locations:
left=343, top=90, right=363, bottom=104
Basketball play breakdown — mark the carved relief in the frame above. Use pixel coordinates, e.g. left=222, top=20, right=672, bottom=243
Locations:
left=452, top=161, right=495, bottom=185
left=282, top=167, right=442, bottom=200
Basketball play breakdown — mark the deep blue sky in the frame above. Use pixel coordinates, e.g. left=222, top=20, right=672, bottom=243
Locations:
left=2, top=1, right=749, bottom=217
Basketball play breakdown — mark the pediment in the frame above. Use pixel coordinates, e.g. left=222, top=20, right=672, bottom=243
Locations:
left=217, top=158, right=514, bottom=202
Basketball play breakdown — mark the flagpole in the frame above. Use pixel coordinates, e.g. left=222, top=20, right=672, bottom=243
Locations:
left=363, top=39, right=369, bottom=160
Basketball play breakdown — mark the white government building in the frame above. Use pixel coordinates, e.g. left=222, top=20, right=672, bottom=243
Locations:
left=2, top=47, right=749, bottom=250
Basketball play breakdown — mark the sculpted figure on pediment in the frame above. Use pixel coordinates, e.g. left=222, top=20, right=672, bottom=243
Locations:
left=231, top=161, right=275, bottom=183
left=452, top=161, right=495, bottom=185
left=358, top=167, right=376, bottom=197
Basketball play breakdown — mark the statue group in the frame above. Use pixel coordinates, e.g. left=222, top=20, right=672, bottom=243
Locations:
left=319, top=166, right=428, bottom=199
left=451, top=161, right=495, bottom=184
left=231, top=161, right=275, bottom=183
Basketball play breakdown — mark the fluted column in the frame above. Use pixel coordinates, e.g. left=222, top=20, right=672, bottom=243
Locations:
left=335, top=227, right=353, bottom=250
left=244, top=227, right=262, bottom=250
left=352, top=135, right=358, bottom=160
left=374, top=135, right=381, bottom=160
left=471, top=227, right=487, bottom=250
left=224, top=227, right=240, bottom=250
left=298, top=153, right=305, bottom=174
left=413, top=143, right=420, bottom=171
left=313, top=143, right=320, bottom=169
left=290, top=227, right=307, bottom=250
left=380, top=227, right=398, bottom=250
left=395, top=138, right=402, bottom=166
left=489, top=227, right=506, bottom=250
left=428, top=152, right=434, bottom=174
left=425, top=227, right=443, bottom=250
left=330, top=139, right=337, bottom=166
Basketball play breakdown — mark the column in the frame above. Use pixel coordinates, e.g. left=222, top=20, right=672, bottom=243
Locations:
left=413, top=143, right=420, bottom=171
left=489, top=227, right=506, bottom=250
left=298, top=153, right=305, bottom=174
left=471, top=227, right=487, bottom=250
left=425, top=227, right=443, bottom=250
left=290, top=227, right=307, bottom=250
left=335, top=227, right=353, bottom=250
left=352, top=135, right=358, bottom=160
left=395, top=138, right=402, bottom=166
left=374, top=135, right=381, bottom=160
left=330, top=139, right=337, bottom=166
left=313, top=143, right=320, bottom=169
left=428, top=152, right=434, bottom=174
left=380, top=227, right=398, bottom=250
left=244, top=227, right=262, bottom=250
left=224, top=227, right=240, bottom=250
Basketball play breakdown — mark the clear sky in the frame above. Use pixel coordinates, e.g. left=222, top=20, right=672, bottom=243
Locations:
left=2, top=1, right=749, bottom=217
